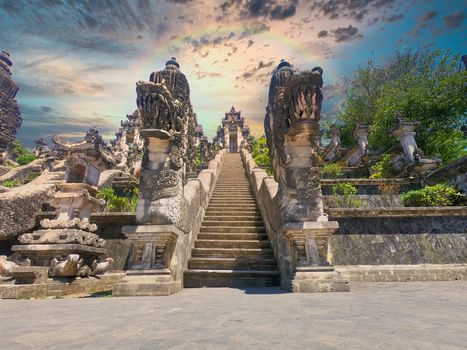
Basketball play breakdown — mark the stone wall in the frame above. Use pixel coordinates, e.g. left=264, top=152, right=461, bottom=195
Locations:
left=425, top=155, right=467, bottom=193
left=328, top=207, right=467, bottom=265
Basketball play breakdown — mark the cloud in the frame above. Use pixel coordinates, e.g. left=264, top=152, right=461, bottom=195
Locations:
left=239, top=21, right=270, bottom=38
left=236, top=60, right=275, bottom=81
left=331, top=25, right=363, bottom=42
left=223, top=0, right=298, bottom=21
left=443, top=11, right=465, bottom=29
left=382, top=14, right=403, bottom=23
left=309, top=0, right=398, bottom=22
left=317, top=30, right=328, bottom=38
left=420, top=10, right=438, bottom=21
left=195, top=71, right=222, bottom=79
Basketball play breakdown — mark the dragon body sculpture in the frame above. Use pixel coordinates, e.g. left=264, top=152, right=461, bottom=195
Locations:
left=265, top=60, right=325, bottom=224
left=135, top=58, right=197, bottom=226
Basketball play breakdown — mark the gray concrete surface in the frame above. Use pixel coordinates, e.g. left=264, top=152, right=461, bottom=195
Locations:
left=1, top=282, right=466, bottom=350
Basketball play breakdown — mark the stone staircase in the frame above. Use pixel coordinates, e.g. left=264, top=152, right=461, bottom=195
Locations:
left=184, top=153, right=280, bottom=288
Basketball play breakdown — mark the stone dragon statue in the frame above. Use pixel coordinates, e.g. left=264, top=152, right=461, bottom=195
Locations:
left=265, top=60, right=326, bottom=224
left=135, top=58, right=197, bottom=226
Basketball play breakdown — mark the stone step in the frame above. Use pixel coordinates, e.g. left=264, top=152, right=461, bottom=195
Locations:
left=184, top=269, right=280, bottom=288
left=195, top=239, right=271, bottom=249
left=211, top=192, right=254, bottom=196
left=203, top=215, right=263, bottom=221
left=188, top=257, right=277, bottom=270
left=209, top=200, right=257, bottom=205
left=197, top=232, right=268, bottom=240
left=200, top=226, right=266, bottom=233
left=202, top=220, right=264, bottom=227
left=207, top=207, right=258, bottom=211
left=210, top=196, right=255, bottom=200
left=208, top=205, right=258, bottom=209
left=191, top=247, right=274, bottom=258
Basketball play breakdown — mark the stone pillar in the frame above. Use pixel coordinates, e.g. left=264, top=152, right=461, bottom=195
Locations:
left=390, top=118, right=419, bottom=163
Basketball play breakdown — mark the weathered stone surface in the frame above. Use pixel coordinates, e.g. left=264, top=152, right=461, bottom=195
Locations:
left=328, top=208, right=467, bottom=265
left=324, top=194, right=402, bottom=208
left=0, top=157, right=54, bottom=184
left=0, top=272, right=125, bottom=299
left=335, top=264, right=466, bottom=282
left=0, top=183, right=57, bottom=241
left=0, top=51, right=21, bottom=160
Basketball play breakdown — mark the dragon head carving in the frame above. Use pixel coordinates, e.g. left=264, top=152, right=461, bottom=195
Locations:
left=265, top=60, right=325, bottom=223
left=135, top=58, right=197, bottom=227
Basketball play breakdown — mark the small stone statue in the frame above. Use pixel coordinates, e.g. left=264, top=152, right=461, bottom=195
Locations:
left=91, top=257, right=115, bottom=276
left=50, top=254, right=82, bottom=277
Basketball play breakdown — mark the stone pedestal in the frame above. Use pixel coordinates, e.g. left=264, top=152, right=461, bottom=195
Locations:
left=112, top=225, right=182, bottom=296
left=390, top=119, right=419, bottom=163
left=282, top=221, right=349, bottom=293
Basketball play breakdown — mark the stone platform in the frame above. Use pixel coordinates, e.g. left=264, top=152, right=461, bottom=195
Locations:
left=0, top=272, right=124, bottom=299
left=1, top=282, right=466, bottom=349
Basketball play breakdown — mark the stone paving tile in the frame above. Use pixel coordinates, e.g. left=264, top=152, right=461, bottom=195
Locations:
left=1, top=282, right=466, bottom=350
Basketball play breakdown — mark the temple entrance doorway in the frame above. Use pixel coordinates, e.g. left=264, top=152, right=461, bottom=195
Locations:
left=67, top=164, right=86, bottom=183
left=229, top=132, right=238, bottom=153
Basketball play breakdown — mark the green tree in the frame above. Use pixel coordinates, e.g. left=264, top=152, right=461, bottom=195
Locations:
left=339, top=49, right=467, bottom=163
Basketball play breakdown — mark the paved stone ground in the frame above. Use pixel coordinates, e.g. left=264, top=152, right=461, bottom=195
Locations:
left=1, top=282, right=466, bottom=350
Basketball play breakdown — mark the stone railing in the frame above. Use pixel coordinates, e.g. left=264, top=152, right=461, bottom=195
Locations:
left=113, top=149, right=227, bottom=296
left=240, top=149, right=349, bottom=292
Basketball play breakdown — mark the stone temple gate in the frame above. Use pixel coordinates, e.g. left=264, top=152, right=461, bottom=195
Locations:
left=217, top=106, right=250, bottom=153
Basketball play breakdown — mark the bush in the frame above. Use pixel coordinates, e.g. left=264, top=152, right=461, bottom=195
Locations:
left=331, top=182, right=362, bottom=208
left=2, top=179, right=23, bottom=188
left=370, top=154, right=396, bottom=179
left=322, top=163, right=343, bottom=179
left=97, top=187, right=139, bottom=212
left=401, top=184, right=465, bottom=207
left=12, top=140, right=36, bottom=165
left=17, top=154, right=36, bottom=166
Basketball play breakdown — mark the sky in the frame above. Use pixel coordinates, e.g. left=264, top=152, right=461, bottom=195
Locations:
left=0, top=0, right=465, bottom=147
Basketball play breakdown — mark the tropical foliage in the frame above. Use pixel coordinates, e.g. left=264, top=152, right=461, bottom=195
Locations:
left=322, top=162, right=343, bottom=179
left=251, top=136, right=271, bottom=175
left=338, top=49, right=466, bottom=163
left=401, top=184, right=465, bottom=207
left=97, top=187, right=138, bottom=212
left=331, top=182, right=362, bottom=208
